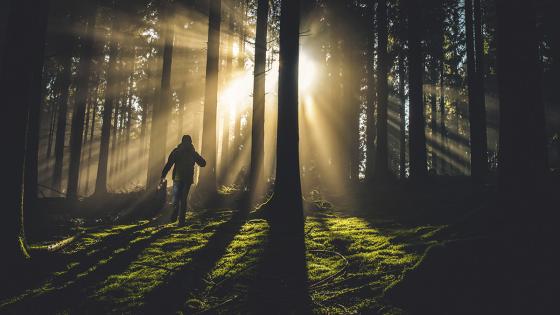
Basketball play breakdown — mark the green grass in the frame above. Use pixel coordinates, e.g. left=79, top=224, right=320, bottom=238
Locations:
left=1, top=208, right=445, bottom=314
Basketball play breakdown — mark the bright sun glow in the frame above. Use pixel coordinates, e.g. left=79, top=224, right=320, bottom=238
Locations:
left=232, top=43, right=240, bottom=57
left=299, top=52, right=316, bottom=91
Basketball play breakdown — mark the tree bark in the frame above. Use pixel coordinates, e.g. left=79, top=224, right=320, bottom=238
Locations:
left=1, top=0, right=50, bottom=269
left=406, top=0, right=428, bottom=179
left=53, top=27, right=75, bottom=190
left=496, top=0, right=547, bottom=200
left=374, top=0, right=390, bottom=178
left=95, top=29, right=119, bottom=194
left=365, top=2, right=376, bottom=182
left=199, top=0, right=222, bottom=194
left=248, top=0, right=269, bottom=198
left=67, top=6, right=96, bottom=199
left=398, top=53, right=407, bottom=179
left=147, top=3, right=175, bottom=188
left=269, top=0, right=303, bottom=215
left=465, top=0, right=488, bottom=182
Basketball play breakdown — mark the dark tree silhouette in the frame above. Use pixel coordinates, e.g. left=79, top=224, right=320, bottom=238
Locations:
left=496, top=0, right=547, bottom=201
left=365, top=1, right=376, bottom=182
left=95, top=15, right=119, bottom=195
left=67, top=4, right=96, bottom=199
left=265, top=0, right=303, bottom=218
left=405, top=0, right=428, bottom=179
left=52, top=10, right=77, bottom=190
left=199, top=0, right=221, bottom=195
left=465, top=0, right=488, bottom=182
left=248, top=0, right=269, bottom=200
left=1, top=0, right=50, bottom=267
left=375, top=0, right=390, bottom=178
left=147, top=3, right=174, bottom=188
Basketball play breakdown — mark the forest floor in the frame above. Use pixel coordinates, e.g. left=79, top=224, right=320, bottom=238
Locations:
left=1, top=179, right=488, bottom=314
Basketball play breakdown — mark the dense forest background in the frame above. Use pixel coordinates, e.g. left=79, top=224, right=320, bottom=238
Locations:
left=1, top=0, right=559, bottom=313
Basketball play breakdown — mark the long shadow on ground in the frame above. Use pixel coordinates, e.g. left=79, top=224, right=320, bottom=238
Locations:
left=141, top=208, right=249, bottom=314
left=2, top=224, right=173, bottom=314
left=247, top=215, right=311, bottom=314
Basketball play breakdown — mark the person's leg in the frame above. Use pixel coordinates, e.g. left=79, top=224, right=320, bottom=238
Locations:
left=171, top=181, right=181, bottom=222
left=177, top=182, right=189, bottom=226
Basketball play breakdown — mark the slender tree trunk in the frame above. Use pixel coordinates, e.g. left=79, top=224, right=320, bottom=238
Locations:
left=374, top=0, right=390, bottom=178
left=406, top=0, right=427, bottom=179
left=430, top=91, right=437, bottom=171
left=365, top=2, right=376, bottom=182
left=84, top=84, right=98, bottom=195
left=248, top=0, right=269, bottom=198
left=67, top=7, right=96, bottom=199
left=110, top=89, right=120, bottom=182
left=199, top=0, right=222, bottom=194
left=177, top=82, right=185, bottom=140
left=46, top=85, right=59, bottom=159
left=53, top=36, right=75, bottom=190
left=439, top=57, right=447, bottom=174
left=398, top=53, right=407, bottom=179
left=147, top=4, right=174, bottom=188
left=465, top=0, right=488, bottom=182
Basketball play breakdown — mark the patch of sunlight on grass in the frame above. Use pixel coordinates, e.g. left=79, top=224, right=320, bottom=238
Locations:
left=305, top=213, right=444, bottom=314
left=89, top=209, right=235, bottom=312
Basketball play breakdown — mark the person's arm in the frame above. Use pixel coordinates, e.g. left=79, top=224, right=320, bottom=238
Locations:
left=161, top=150, right=176, bottom=178
left=194, top=151, right=206, bottom=167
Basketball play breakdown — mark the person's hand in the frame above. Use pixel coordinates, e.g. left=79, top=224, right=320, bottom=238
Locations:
left=158, top=177, right=167, bottom=189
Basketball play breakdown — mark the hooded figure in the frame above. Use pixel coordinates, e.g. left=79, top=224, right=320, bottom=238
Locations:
left=161, top=135, right=206, bottom=226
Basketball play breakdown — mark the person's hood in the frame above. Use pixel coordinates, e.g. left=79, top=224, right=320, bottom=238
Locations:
left=177, top=142, right=195, bottom=152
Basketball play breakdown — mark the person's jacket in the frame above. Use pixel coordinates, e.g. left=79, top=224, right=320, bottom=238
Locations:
left=161, top=142, right=206, bottom=183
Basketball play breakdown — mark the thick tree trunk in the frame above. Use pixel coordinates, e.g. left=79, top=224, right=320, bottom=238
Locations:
left=406, top=0, right=427, bottom=179
left=1, top=0, right=49, bottom=271
left=67, top=8, right=96, bottom=199
left=374, top=0, right=390, bottom=178
left=248, top=0, right=269, bottom=198
left=147, top=4, right=175, bottom=188
left=199, top=0, right=221, bottom=194
left=496, top=0, right=546, bottom=200
left=465, top=0, right=488, bottom=181
left=269, top=0, right=303, bottom=215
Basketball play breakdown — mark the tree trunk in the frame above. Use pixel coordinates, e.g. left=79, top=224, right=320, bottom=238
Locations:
left=177, top=82, right=186, bottom=140
left=398, top=53, right=407, bottom=179
left=439, top=56, right=447, bottom=174
left=465, top=0, right=488, bottom=182
left=147, top=4, right=174, bottom=188
left=269, top=0, right=303, bottom=215
left=1, top=0, right=50, bottom=270
left=365, top=2, right=376, bottom=182
left=199, top=0, right=221, bottom=194
left=496, top=0, right=547, bottom=201
left=406, top=0, right=427, bottom=179
left=374, top=0, right=390, bottom=178
left=67, top=7, right=96, bottom=199
left=53, top=32, right=75, bottom=190
left=84, top=83, right=98, bottom=195
left=248, top=0, right=269, bottom=198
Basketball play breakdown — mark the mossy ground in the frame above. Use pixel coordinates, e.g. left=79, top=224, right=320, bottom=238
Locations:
left=1, top=190, right=456, bottom=314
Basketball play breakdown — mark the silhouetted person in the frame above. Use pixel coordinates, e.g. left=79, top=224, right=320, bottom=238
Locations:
left=161, top=135, right=206, bottom=226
